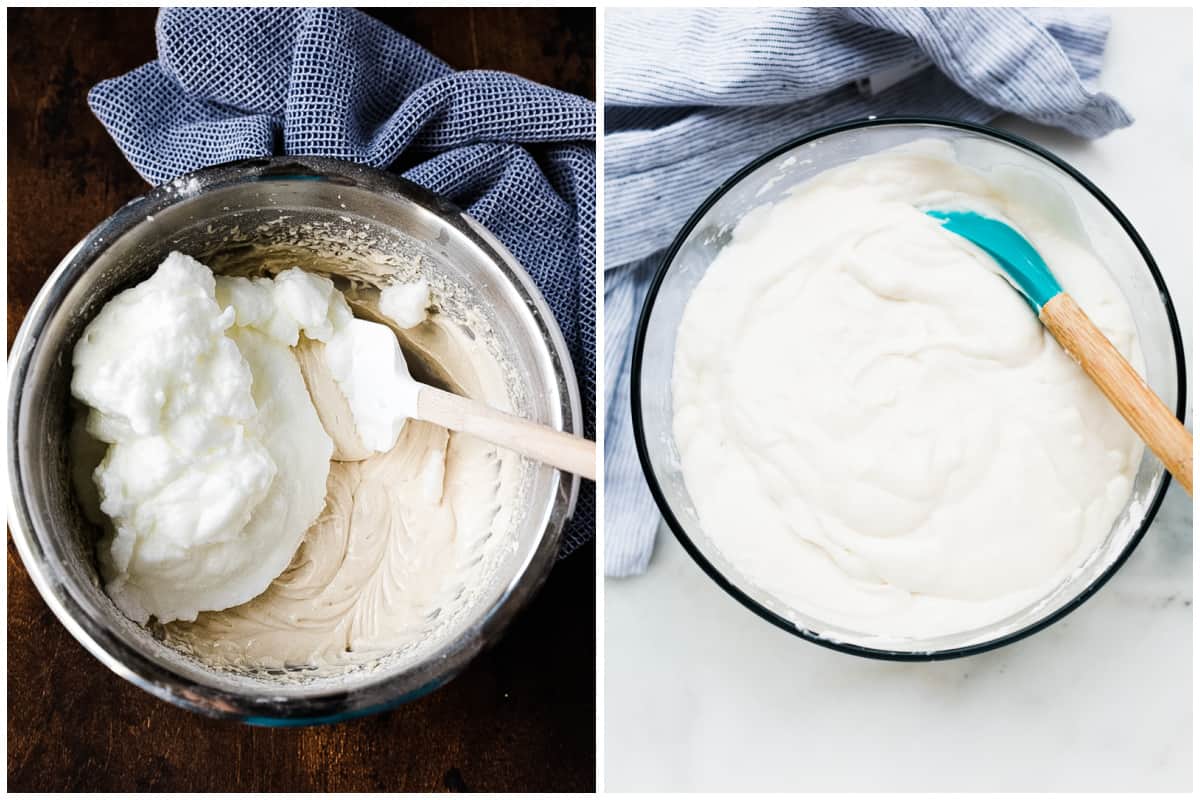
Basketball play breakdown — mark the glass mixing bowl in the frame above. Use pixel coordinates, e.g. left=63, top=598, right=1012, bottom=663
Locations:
left=632, top=118, right=1186, bottom=660
left=7, top=157, right=583, bottom=722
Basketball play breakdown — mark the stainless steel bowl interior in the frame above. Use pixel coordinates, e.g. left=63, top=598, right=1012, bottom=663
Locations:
left=8, top=157, right=581, bottom=721
left=634, top=119, right=1185, bottom=659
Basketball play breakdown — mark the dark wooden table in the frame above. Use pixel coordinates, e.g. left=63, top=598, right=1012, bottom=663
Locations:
left=6, top=8, right=595, bottom=793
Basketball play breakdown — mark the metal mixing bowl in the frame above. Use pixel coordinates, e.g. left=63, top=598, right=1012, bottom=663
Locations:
left=7, top=156, right=583, bottom=723
left=633, top=118, right=1186, bottom=660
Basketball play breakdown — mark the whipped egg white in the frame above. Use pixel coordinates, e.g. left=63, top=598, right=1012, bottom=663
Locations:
left=71, top=253, right=333, bottom=623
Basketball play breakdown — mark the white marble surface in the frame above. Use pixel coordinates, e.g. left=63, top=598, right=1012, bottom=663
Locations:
left=603, top=8, right=1193, bottom=792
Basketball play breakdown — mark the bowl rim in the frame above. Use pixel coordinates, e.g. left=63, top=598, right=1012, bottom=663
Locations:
left=630, top=115, right=1188, bottom=662
left=7, top=155, right=582, bottom=721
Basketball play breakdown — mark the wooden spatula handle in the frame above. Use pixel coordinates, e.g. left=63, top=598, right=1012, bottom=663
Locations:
left=417, top=385, right=596, bottom=480
left=1040, top=293, right=1192, bottom=495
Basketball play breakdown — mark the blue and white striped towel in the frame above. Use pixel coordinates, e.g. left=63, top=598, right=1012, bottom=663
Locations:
left=604, top=7, right=1132, bottom=577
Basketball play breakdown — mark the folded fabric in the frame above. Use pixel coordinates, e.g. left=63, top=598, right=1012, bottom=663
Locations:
left=604, top=7, right=1132, bottom=577
left=89, top=6, right=596, bottom=557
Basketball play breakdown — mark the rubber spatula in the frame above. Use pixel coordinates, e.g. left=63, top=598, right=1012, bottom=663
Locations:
left=927, top=209, right=1192, bottom=496
left=296, top=337, right=596, bottom=480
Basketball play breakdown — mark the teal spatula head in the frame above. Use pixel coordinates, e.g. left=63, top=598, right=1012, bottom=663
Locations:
left=926, top=209, right=1063, bottom=311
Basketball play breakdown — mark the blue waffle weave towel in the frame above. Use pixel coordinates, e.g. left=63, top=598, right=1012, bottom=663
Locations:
left=89, top=7, right=596, bottom=557
left=604, top=7, right=1132, bottom=576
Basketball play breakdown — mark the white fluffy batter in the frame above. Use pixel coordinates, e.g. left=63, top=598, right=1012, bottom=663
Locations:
left=672, top=141, right=1144, bottom=640
left=73, top=254, right=423, bottom=624
left=71, top=253, right=518, bottom=668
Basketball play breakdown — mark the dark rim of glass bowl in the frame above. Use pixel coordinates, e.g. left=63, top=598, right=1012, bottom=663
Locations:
left=629, top=115, right=1187, bottom=662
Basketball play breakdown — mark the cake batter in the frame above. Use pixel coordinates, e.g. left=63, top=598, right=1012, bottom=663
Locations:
left=672, top=140, right=1144, bottom=640
left=72, top=252, right=522, bottom=668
